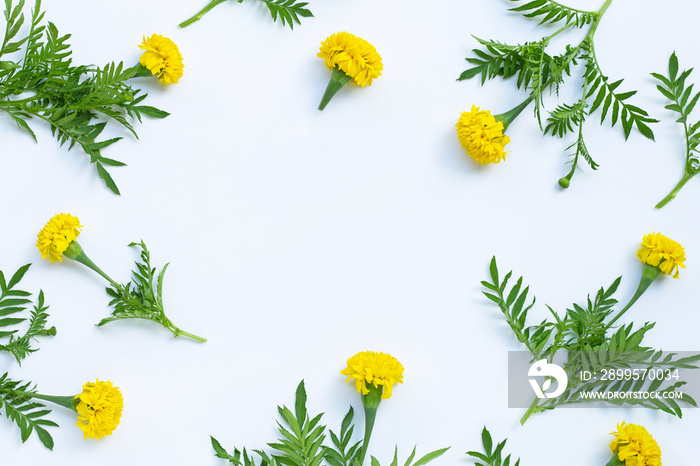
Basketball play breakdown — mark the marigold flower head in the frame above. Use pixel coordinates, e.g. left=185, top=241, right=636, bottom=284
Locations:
left=318, top=32, right=382, bottom=87
left=456, top=105, right=511, bottom=164
left=341, top=351, right=404, bottom=399
left=75, top=379, right=123, bottom=440
left=139, top=34, right=184, bottom=86
left=36, top=213, right=82, bottom=262
left=609, top=422, right=662, bottom=466
left=636, top=232, right=686, bottom=278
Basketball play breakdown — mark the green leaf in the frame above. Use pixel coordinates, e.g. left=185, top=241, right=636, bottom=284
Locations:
left=134, top=105, right=169, bottom=119
left=0, top=265, right=54, bottom=364
left=259, top=0, right=313, bottom=30
left=466, top=452, right=489, bottom=462
left=0, top=0, right=169, bottom=194
left=95, top=162, right=120, bottom=195
left=636, top=121, right=655, bottom=141
left=411, top=447, right=450, bottom=466
left=669, top=52, right=679, bottom=81
left=96, top=156, right=127, bottom=167
left=7, top=264, right=30, bottom=289
left=294, top=380, right=307, bottom=428
left=467, top=428, right=519, bottom=466
left=481, top=426, right=492, bottom=455
left=0, top=374, right=57, bottom=449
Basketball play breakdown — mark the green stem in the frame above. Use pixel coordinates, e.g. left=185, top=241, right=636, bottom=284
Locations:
left=357, top=385, right=382, bottom=466
left=168, top=322, right=207, bottom=342
left=179, top=0, right=229, bottom=28
left=64, top=242, right=119, bottom=288
left=318, top=67, right=353, bottom=111
left=656, top=171, right=696, bottom=208
left=495, top=94, right=535, bottom=132
left=604, top=264, right=660, bottom=331
left=0, top=95, right=39, bottom=107
left=575, top=1, right=612, bottom=94
left=544, top=22, right=575, bottom=43
left=12, top=390, right=78, bottom=412
left=605, top=454, right=624, bottom=466
left=586, top=0, right=613, bottom=40
left=558, top=84, right=589, bottom=189
left=519, top=396, right=541, bottom=425
left=545, top=0, right=602, bottom=17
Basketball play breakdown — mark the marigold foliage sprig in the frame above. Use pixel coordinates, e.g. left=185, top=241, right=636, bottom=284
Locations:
left=212, top=380, right=326, bottom=466
left=36, top=214, right=205, bottom=342
left=369, top=447, right=450, bottom=466
left=466, top=427, right=520, bottom=466
left=212, top=380, right=448, bottom=466
left=0, top=375, right=122, bottom=449
left=652, top=52, right=700, bottom=208
left=0, top=372, right=57, bottom=449
left=325, top=407, right=362, bottom=466
left=459, top=0, right=657, bottom=188
left=179, top=0, right=312, bottom=29
left=0, top=264, right=55, bottom=364
left=99, top=241, right=206, bottom=342
left=482, top=256, right=699, bottom=424
left=0, top=0, right=169, bottom=194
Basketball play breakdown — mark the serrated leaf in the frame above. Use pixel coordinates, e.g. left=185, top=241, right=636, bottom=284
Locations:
left=481, top=427, right=492, bottom=455
left=669, top=52, right=679, bottom=81
left=411, top=447, right=450, bottom=466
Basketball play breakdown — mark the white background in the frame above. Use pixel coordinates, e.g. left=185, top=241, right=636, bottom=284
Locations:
left=2, top=0, right=699, bottom=464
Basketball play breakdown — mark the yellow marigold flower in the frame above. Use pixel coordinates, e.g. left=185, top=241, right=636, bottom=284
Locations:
left=139, top=34, right=184, bottom=86
left=636, top=232, right=686, bottom=278
left=75, top=379, right=123, bottom=440
left=318, top=32, right=382, bottom=87
left=36, top=213, right=82, bottom=262
left=609, top=422, right=662, bottom=466
left=456, top=105, right=511, bottom=164
left=341, top=351, right=404, bottom=399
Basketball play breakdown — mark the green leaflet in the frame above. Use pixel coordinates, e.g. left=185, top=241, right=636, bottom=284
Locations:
left=211, top=380, right=326, bottom=466
left=0, top=264, right=55, bottom=364
left=0, top=373, right=58, bottom=449
left=260, top=0, right=313, bottom=29
left=325, top=407, right=362, bottom=466
left=211, top=381, right=448, bottom=466
left=482, top=257, right=700, bottom=423
left=652, top=52, right=700, bottom=208
left=369, top=446, right=450, bottom=466
left=0, top=0, right=169, bottom=195
left=458, top=0, right=657, bottom=188
left=507, top=0, right=594, bottom=28
left=179, top=0, right=313, bottom=30
left=466, top=427, right=520, bottom=466
left=99, top=241, right=206, bottom=342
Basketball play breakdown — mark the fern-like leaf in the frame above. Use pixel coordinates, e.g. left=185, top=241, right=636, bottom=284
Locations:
left=0, top=373, right=57, bottom=449
left=582, top=41, right=657, bottom=140
left=324, top=406, right=361, bottom=466
left=0, top=264, right=55, bottom=364
left=652, top=52, right=700, bottom=208
left=466, top=427, right=520, bottom=466
left=370, top=446, right=450, bottom=466
left=0, top=0, right=169, bottom=194
left=96, top=240, right=204, bottom=341
left=258, top=0, right=312, bottom=30
left=508, top=0, right=595, bottom=28
left=482, top=257, right=552, bottom=359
